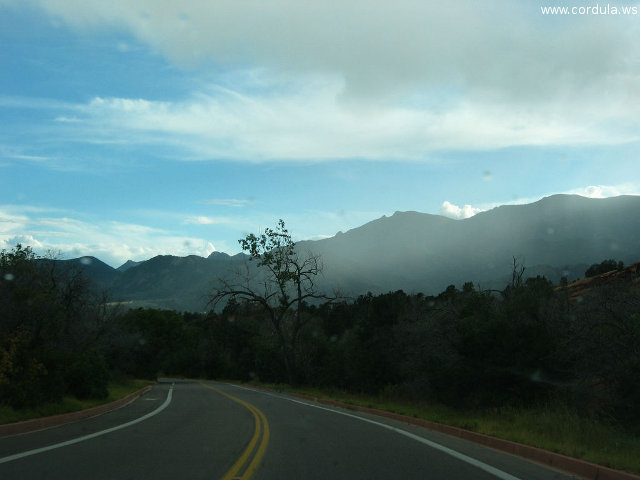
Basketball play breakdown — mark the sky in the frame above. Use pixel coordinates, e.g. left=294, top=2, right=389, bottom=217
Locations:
left=1, top=0, right=639, bottom=267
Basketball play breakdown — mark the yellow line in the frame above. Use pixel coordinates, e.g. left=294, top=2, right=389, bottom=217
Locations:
left=242, top=406, right=269, bottom=479
left=201, top=383, right=270, bottom=480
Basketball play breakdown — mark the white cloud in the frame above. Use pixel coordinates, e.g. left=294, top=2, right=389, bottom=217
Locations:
left=0, top=205, right=217, bottom=267
left=1, top=144, right=53, bottom=163
left=581, top=186, right=608, bottom=198
left=51, top=237, right=216, bottom=268
left=0, top=211, right=28, bottom=234
left=1, top=235, right=44, bottom=251
left=567, top=184, right=640, bottom=198
left=184, top=216, right=234, bottom=225
left=0, top=204, right=385, bottom=266
left=3, top=1, right=638, bottom=161
left=44, top=81, right=638, bottom=163
left=185, top=216, right=216, bottom=225
left=440, top=201, right=484, bottom=219
left=467, top=184, right=640, bottom=213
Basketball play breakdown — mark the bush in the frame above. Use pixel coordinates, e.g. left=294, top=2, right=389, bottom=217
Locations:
left=585, top=259, right=623, bottom=278
left=0, top=334, right=59, bottom=409
left=1, top=244, right=111, bottom=407
left=65, top=351, right=110, bottom=400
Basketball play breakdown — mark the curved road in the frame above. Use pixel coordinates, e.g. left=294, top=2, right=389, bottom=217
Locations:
left=0, top=380, right=577, bottom=479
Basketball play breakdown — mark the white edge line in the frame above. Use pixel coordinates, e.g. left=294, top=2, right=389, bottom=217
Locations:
left=0, top=384, right=174, bottom=465
left=227, top=384, right=521, bottom=480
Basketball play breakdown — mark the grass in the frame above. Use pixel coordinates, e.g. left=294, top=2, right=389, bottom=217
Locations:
left=0, top=378, right=152, bottom=426
left=249, top=382, right=640, bottom=475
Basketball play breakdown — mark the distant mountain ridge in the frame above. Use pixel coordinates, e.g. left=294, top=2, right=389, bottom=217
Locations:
left=52, top=256, right=119, bottom=288
left=60, top=195, right=640, bottom=311
left=116, top=260, right=142, bottom=272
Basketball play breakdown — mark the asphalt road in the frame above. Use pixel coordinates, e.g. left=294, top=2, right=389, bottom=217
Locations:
left=0, top=380, right=579, bottom=480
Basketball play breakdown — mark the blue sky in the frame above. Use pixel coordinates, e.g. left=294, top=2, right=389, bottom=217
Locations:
left=1, top=1, right=639, bottom=267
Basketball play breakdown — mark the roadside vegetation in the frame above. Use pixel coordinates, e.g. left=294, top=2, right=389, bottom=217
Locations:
left=1, top=235, right=638, bottom=473
left=249, top=382, right=640, bottom=474
left=0, top=245, right=152, bottom=422
left=0, top=378, right=150, bottom=425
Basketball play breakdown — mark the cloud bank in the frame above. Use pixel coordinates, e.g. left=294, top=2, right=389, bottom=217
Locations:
left=17, top=1, right=639, bottom=102
left=440, top=201, right=485, bottom=219
left=3, top=0, right=638, bottom=162
left=0, top=204, right=385, bottom=267
left=568, top=184, right=640, bottom=199
left=439, top=182, right=640, bottom=220
left=0, top=206, right=216, bottom=267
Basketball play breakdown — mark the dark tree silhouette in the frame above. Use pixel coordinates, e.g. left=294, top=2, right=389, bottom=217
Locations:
left=210, top=220, right=332, bottom=383
left=585, top=259, right=624, bottom=278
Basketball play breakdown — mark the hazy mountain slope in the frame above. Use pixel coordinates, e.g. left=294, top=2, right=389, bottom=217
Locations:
left=299, top=211, right=463, bottom=294
left=303, top=194, right=640, bottom=295
left=462, top=194, right=639, bottom=265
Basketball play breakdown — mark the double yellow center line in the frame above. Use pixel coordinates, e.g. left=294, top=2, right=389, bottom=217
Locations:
left=201, top=383, right=270, bottom=480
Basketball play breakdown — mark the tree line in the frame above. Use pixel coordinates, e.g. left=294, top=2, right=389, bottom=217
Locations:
left=200, top=273, right=639, bottom=432
left=1, top=236, right=638, bottom=434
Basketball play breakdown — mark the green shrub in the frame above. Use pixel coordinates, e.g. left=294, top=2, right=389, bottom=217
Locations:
left=65, top=350, right=110, bottom=400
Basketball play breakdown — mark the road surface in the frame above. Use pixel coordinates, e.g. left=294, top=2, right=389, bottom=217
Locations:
left=0, top=380, right=578, bottom=479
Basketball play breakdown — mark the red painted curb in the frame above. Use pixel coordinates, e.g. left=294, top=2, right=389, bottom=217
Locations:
left=243, top=384, right=638, bottom=480
left=0, top=385, right=153, bottom=437
left=308, top=397, right=640, bottom=480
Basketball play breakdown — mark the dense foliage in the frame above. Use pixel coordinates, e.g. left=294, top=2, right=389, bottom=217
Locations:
left=0, top=245, right=112, bottom=407
left=2, top=244, right=639, bottom=435
left=585, top=258, right=624, bottom=277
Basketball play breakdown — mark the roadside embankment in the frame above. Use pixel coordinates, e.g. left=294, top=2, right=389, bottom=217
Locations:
left=0, top=384, right=153, bottom=437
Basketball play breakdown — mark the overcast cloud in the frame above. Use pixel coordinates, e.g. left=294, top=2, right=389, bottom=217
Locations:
left=4, top=0, right=638, bottom=161
left=17, top=0, right=638, bottom=101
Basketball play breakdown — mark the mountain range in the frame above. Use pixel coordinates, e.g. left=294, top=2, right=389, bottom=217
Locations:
left=64, top=194, right=640, bottom=312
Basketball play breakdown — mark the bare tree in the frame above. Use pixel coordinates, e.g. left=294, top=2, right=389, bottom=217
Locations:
left=210, top=219, right=332, bottom=383
left=511, top=256, right=526, bottom=288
